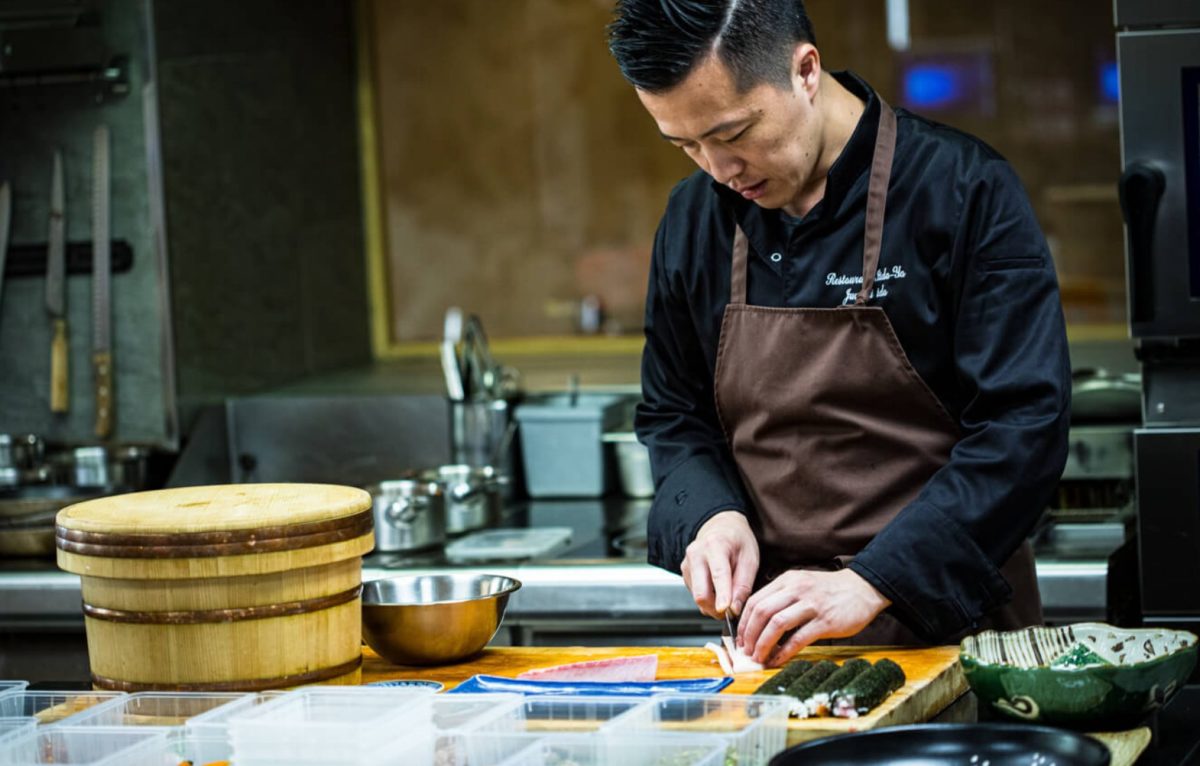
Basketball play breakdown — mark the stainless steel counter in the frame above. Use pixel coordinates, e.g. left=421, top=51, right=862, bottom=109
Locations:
left=0, top=557, right=1108, bottom=632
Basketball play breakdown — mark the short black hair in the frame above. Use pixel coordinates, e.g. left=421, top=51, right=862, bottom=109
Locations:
left=607, top=0, right=817, bottom=94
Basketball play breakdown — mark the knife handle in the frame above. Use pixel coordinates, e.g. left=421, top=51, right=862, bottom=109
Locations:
left=50, top=319, right=69, bottom=413
left=93, top=351, right=113, bottom=438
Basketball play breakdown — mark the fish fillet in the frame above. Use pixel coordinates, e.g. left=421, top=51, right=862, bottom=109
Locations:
left=516, top=654, right=658, bottom=682
left=705, top=637, right=763, bottom=674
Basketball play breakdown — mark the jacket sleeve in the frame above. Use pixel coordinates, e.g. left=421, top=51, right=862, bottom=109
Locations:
left=636, top=211, right=752, bottom=574
left=847, top=159, right=1071, bottom=640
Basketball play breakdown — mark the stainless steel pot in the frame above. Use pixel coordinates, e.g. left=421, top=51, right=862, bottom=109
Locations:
left=366, top=479, right=447, bottom=553
left=0, top=434, right=47, bottom=487
left=49, top=446, right=151, bottom=490
left=416, top=464, right=503, bottom=536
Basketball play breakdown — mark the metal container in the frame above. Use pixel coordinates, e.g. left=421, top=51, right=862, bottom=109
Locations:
left=416, top=464, right=503, bottom=535
left=51, top=445, right=150, bottom=490
left=361, top=573, right=520, bottom=665
left=365, top=479, right=447, bottom=553
left=0, top=434, right=46, bottom=487
left=603, top=432, right=655, bottom=498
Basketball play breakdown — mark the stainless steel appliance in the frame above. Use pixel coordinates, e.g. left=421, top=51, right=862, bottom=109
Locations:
left=1116, top=0, right=1200, bottom=631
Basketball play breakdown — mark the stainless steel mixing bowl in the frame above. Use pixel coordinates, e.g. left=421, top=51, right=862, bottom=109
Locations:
left=361, top=573, right=521, bottom=666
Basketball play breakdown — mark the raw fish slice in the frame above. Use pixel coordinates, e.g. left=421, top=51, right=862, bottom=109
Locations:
left=516, top=653, right=658, bottom=682
left=721, top=635, right=764, bottom=673
left=705, top=641, right=733, bottom=675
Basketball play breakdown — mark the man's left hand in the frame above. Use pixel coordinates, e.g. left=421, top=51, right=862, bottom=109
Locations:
left=736, top=569, right=891, bottom=667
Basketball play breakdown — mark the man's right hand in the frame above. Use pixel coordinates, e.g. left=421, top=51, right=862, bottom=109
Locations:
left=680, top=511, right=760, bottom=619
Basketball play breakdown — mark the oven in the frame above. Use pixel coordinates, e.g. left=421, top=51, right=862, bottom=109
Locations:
left=1116, top=0, right=1200, bottom=632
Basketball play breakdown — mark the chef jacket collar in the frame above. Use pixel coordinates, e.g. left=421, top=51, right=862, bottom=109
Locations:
left=711, top=70, right=881, bottom=263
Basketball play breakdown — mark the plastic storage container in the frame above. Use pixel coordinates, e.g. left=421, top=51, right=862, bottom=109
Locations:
left=56, top=691, right=249, bottom=728
left=495, top=733, right=728, bottom=766
left=605, top=694, right=790, bottom=766
left=0, top=727, right=167, bottom=766
left=0, top=681, right=29, bottom=696
left=146, top=728, right=234, bottom=766
left=0, top=718, right=36, bottom=746
left=228, top=687, right=436, bottom=764
left=432, top=694, right=525, bottom=766
left=460, top=695, right=648, bottom=766
left=186, top=690, right=288, bottom=737
left=0, top=691, right=126, bottom=724
left=515, top=394, right=624, bottom=497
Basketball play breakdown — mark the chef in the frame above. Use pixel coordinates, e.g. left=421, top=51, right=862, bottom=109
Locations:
left=607, top=0, right=1070, bottom=666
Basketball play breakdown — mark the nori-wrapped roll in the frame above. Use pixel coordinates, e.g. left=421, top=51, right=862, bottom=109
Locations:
left=752, top=659, right=813, bottom=695
left=802, top=658, right=872, bottom=716
left=831, top=659, right=906, bottom=718
left=782, top=659, right=839, bottom=717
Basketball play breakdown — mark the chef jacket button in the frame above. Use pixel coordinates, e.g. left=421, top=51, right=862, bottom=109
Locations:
left=770, top=252, right=783, bottom=263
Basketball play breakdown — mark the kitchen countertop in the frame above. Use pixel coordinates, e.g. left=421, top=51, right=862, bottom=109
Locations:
left=361, top=645, right=1199, bottom=763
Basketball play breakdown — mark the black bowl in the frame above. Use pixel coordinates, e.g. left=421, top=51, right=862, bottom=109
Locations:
left=769, top=723, right=1111, bottom=766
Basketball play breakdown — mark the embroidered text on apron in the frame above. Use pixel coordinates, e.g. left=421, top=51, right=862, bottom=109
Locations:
left=712, top=99, right=1041, bottom=644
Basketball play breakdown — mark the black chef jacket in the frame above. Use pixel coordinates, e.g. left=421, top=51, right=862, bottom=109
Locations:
left=636, top=71, right=1071, bottom=642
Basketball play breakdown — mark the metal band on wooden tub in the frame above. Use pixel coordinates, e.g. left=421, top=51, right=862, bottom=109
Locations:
left=82, top=584, right=362, bottom=624
left=55, top=509, right=373, bottom=558
left=90, top=655, right=363, bottom=692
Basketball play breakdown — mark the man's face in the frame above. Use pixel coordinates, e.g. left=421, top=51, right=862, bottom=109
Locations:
left=637, top=49, right=823, bottom=211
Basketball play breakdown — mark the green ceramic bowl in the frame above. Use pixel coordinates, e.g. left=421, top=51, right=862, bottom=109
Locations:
left=960, top=622, right=1197, bottom=726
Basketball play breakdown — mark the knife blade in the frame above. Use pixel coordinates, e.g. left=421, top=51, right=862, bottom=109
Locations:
left=48, top=151, right=69, bottom=413
left=0, top=181, right=11, bottom=316
left=92, top=125, right=113, bottom=438
left=723, top=609, right=737, bottom=642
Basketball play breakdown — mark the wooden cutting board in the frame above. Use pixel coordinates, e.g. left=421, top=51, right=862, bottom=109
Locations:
left=363, top=644, right=966, bottom=745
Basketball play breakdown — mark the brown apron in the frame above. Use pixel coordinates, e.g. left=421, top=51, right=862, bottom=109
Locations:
left=712, top=99, right=1041, bottom=645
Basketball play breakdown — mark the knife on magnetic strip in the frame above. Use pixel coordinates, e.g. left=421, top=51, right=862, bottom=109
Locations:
left=92, top=125, right=113, bottom=438
left=47, top=151, right=69, bottom=413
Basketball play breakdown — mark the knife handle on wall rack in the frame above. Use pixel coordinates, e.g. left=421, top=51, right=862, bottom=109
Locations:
left=50, top=320, right=69, bottom=413
left=93, top=351, right=113, bottom=438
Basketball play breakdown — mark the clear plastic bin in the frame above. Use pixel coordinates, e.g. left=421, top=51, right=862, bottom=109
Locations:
left=0, top=691, right=127, bottom=724
left=57, top=692, right=249, bottom=728
left=186, top=691, right=288, bottom=737
left=228, top=687, right=435, bottom=764
left=432, top=694, right=525, bottom=766
left=461, top=696, right=648, bottom=766
left=0, top=717, right=36, bottom=746
left=146, top=728, right=234, bottom=766
left=0, top=681, right=29, bottom=696
left=0, top=726, right=167, bottom=766
left=494, top=733, right=728, bottom=766
left=604, top=694, right=790, bottom=766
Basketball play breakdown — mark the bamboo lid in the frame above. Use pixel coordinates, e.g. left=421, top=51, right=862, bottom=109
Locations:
left=57, top=484, right=370, bottom=535
left=55, top=484, right=374, bottom=576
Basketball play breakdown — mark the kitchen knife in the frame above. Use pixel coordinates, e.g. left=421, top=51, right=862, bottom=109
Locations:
left=92, top=125, right=113, bottom=439
left=0, top=181, right=11, bottom=317
left=47, top=151, right=69, bottom=413
left=723, top=609, right=737, bottom=642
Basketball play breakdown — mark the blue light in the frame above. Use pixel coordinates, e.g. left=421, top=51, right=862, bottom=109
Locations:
left=1101, top=61, right=1120, bottom=104
left=904, top=66, right=961, bottom=109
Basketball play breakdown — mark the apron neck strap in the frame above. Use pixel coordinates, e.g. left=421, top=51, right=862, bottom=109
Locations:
left=730, top=224, right=750, bottom=306
left=857, top=98, right=897, bottom=306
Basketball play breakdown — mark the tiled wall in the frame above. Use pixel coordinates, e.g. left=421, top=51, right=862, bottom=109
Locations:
left=153, top=0, right=371, bottom=422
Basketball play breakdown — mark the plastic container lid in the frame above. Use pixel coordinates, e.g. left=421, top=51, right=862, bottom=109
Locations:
left=445, top=527, right=572, bottom=562
left=57, top=691, right=249, bottom=728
